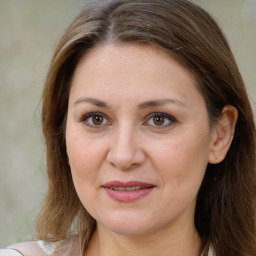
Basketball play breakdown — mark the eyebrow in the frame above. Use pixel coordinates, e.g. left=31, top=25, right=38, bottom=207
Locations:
left=138, top=98, right=186, bottom=109
left=73, top=97, right=186, bottom=108
left=73, top=97, right=110, bottom=108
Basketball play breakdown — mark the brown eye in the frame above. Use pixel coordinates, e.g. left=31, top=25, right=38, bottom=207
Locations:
left=153, top=116, right=165, bottom=126
left=92, top=115, right=104, bottom=125
left=80, top=113, right=110, bottom=127
left=145, top=113, right=176, bottom=128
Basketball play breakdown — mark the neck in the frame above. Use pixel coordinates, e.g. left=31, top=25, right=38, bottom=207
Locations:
left=85, top=221, right=202, bottom=256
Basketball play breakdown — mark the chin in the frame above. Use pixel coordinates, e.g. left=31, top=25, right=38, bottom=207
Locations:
left=104, top=223, right=154, bottom=237
left=96, top=211, right=162, bottom=237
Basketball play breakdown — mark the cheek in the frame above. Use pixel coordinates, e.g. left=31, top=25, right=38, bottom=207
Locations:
left=66, top=130, right=106, bottom=181
left=150, top=133, right=210, bottom=187
left=66, top=134, right=105, bottom=209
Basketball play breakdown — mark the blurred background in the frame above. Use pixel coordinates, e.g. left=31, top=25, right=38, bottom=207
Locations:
left=0, top=0, right=255, bottom=247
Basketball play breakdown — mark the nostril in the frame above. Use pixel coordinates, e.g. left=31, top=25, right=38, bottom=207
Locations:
left=107, top=145, right=146, bottom=170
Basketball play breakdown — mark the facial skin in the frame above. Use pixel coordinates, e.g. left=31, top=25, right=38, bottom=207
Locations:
left=66, top=43, right=233, bottom=255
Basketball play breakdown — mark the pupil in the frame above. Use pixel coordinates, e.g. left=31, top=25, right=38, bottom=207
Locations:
left=93, top=116, right=103, bottom=125
left=154, top=116, right=164, bottom=125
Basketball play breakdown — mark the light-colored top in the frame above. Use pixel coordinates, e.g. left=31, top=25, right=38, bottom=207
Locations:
left=0, top=240, right=62, bottom=256
left=0, top=236, right=80, bottom=256
left=0, top=237, right=214, bottom=256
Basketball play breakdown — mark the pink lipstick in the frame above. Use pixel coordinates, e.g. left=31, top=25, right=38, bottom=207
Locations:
left=102, top=181, right=155, bottom=202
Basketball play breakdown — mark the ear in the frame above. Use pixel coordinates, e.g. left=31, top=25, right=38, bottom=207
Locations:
left=208, top=105, right=238, bottom=164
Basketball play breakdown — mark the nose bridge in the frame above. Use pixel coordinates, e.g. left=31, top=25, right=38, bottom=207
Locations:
left=107, top=122, right=145, bottom=169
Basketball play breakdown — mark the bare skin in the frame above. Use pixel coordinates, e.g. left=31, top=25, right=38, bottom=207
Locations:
left=66, top=43, right=237, bottom=256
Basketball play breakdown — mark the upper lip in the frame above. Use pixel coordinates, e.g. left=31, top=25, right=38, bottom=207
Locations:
left=102, top=181, right=155, bottom=188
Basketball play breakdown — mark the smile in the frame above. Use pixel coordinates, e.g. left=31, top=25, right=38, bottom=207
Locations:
left=109, top=186, right=146, bottom=191
left=103, top=181, right=155, bottom=202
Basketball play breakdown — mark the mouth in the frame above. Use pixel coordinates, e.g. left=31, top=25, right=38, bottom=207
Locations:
left=102, top=181, right=155, bottom=202
left=108, top=186, right=148, bottom=191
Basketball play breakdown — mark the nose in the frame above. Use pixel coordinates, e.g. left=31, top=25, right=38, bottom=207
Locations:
left=107, top=126, right=146, bottom=170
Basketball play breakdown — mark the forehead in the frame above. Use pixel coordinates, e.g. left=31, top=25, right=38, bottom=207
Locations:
left=73, top=43, right=195, bottom=79
left=70, top=43, right=203, bottom=107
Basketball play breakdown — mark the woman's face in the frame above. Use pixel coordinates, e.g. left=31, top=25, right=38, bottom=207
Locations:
left=66, top=43, right=216, bottom=236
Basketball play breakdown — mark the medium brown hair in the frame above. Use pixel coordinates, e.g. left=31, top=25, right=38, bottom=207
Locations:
left=36, top=0, right=256, bottom=255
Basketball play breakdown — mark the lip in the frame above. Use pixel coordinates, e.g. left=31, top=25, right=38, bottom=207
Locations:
left=102, top=181, right=155, bottom=202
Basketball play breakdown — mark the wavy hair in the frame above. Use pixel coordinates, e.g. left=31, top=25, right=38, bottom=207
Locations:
left=36, top=0, right=256, bottom=255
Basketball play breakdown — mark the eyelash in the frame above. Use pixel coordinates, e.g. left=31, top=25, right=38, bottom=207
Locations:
left=144, top=112, right=177, bottom=128
left=78, top=112, right=176, bottom=129
left=78, top=112, right=111, bottom=128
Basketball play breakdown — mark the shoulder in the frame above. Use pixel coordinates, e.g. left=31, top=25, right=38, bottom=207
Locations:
left=0, top=248, right=24, bottom=256
left=0, top=240, right=62, bottom=256
left=0, top=236, right=80, bottom=256
left=208, top=247, right=215, bottom=256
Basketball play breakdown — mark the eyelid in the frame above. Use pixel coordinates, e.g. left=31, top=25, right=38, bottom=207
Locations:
left=144, top=112, right=177, bottom=128
left=78, top=112, right=111, bottom=128
left=77, top=111, right=176, bottom=129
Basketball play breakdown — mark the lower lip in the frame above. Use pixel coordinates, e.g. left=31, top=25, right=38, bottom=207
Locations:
left=104, top=187, right=154, bottom=202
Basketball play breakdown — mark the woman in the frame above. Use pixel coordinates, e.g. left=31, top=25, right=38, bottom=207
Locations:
left=1, top=0, right=255, bottom=255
